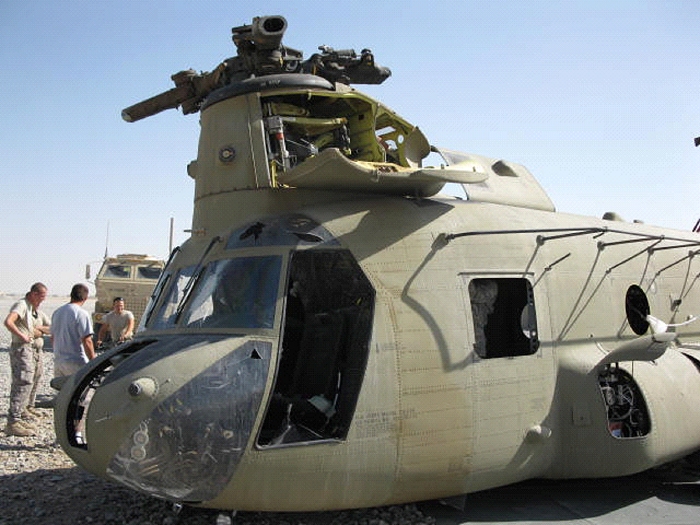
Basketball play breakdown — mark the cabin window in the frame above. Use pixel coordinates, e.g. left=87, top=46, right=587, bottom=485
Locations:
left=257, top=249, right=374, bottom=447
left=467, top=277, right=539, bottom=358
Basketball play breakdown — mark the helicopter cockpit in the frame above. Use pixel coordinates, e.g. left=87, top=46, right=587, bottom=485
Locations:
left=137, top=213, right=375, bottom=447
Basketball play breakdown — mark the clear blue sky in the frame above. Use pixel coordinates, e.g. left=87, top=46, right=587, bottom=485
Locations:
left=1, top=0, right=699, bottom=295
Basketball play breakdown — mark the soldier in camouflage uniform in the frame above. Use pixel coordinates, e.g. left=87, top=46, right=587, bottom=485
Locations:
left=3, top=282, right=50, bottom=437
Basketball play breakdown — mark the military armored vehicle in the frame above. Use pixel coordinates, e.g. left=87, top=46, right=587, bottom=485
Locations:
left=87, top=254, right=165, bottom=333
left=55, top=16, right=700, bottom=513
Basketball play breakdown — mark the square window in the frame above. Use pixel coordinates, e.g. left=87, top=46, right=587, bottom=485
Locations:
left=467, top=277, right=539, bottom=358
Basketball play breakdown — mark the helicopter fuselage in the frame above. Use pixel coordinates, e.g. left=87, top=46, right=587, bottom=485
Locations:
left=54, top=23, right=700, bottom=511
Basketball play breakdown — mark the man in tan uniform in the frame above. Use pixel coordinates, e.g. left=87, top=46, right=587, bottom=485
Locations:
left=4, top=282, right=51, bottom=437
left=96, top=297, right=135, bottom=350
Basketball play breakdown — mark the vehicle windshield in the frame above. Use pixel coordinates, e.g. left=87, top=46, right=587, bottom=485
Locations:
left=137, top=265, right=163, bottom=280
left=150, top=256, right=282, bottom=331
left=103, top=264, right=131, bottom=278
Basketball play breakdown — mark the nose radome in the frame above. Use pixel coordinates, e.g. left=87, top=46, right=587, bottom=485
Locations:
left=104, top=339, right=272, bottom=503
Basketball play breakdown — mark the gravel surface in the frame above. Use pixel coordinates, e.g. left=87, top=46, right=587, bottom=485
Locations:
left=3, top=297, right=700, bottom=524
left=0, top=297, right=437, bottom=525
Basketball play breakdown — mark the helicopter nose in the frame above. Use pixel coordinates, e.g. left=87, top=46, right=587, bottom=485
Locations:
left=106, top=339, right=271, bottom=503
left=59, top=336, right=272, bottom=504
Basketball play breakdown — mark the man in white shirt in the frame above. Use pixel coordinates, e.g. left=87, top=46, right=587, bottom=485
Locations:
left=51, top=283, right=95, bottom=378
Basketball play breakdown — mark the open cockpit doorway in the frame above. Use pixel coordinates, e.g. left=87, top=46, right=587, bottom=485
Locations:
left=258, top=249, right=375, bottom=446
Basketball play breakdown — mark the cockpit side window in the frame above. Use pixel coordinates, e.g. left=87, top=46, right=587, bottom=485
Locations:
left=466, top=277, right=539, bottom=358
left=258, top=249, right=374, bottom=447
left=150, top=265, right=196, bottom=330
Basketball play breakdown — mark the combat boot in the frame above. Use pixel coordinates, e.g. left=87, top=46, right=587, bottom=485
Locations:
left=18, top=419, right=38, bottom=433
left=4, top=421, right=36, bottom=437
left=18, top=419, right=38, bottom=431
left=25, top=406, right=45, bottom=418
left=21, top=409, right=37, bottom=421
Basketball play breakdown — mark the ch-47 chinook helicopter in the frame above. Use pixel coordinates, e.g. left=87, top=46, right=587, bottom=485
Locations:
left=55, top=15, right=700, bottom=512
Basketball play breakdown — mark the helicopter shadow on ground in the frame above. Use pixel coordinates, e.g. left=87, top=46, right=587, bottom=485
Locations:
left=0, top=465, right=429, bottom=525
left=417, top=462, right=700, bottom=524
left=0, top=467, right=170, bottom=524
left=2, top=462, right=698, bottom=525
left=0, top=441, right=38, bottom=454
left=0, top=465, right=252, bottom=524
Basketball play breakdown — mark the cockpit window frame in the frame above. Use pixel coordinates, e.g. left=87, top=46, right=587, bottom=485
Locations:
left=148, top=264, right=198, bottom=331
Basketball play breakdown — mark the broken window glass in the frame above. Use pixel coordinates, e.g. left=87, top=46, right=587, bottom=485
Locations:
left=467, top=277, right=539, bottom=358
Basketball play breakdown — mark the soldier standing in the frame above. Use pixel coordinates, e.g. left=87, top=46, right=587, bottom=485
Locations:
left=4, top=282, right=51, bottom=437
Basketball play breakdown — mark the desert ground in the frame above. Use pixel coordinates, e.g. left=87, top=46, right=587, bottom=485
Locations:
left=2, top=296, right=700, bottom=524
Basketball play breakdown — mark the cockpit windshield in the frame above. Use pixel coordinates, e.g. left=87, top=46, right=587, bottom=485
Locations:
left=150, top=256, right=282, bottom=331
left=182, top=256, right=282, bottom=329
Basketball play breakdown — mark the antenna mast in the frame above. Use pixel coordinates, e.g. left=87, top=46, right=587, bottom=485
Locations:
left=104, top=221, right=110, bottom=258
